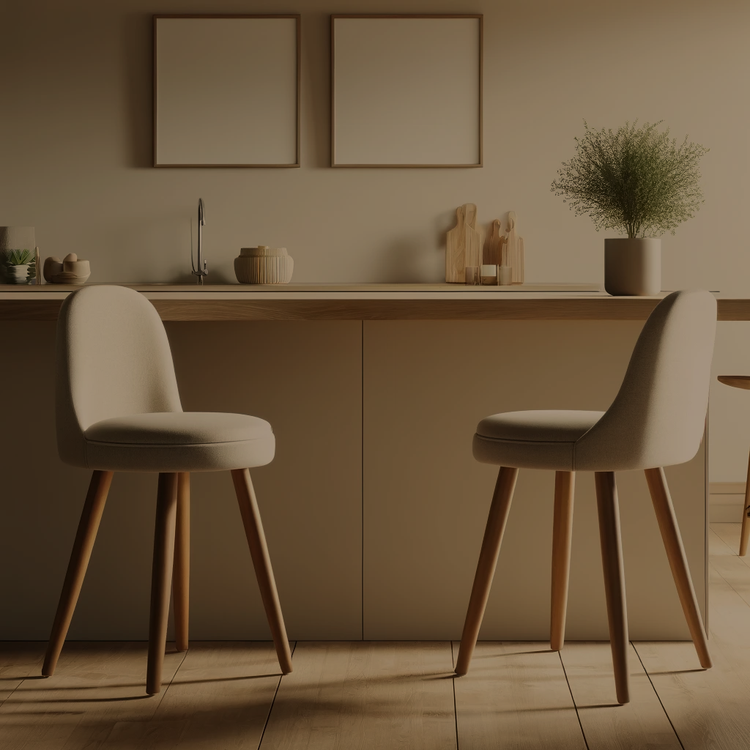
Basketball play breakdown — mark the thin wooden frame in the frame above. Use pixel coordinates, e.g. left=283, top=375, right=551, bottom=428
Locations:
left=331, top=14, right=483, bottom=168
left=153, top=15, right=301, bottom=168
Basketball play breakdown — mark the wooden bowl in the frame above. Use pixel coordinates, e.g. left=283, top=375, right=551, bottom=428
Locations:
left=44, top=255, right=90, bottom=285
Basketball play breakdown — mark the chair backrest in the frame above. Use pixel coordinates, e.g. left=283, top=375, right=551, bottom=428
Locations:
left=56, top=285, right=182, bottom=466
left=575, top=289, right=717, bottom=471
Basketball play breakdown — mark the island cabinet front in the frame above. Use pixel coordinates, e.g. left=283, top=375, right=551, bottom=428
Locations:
left=0, top=315, right=705, bottom=641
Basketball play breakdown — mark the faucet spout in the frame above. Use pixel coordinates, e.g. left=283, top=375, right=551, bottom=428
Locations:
left=192, top=198, right=208, bottom=285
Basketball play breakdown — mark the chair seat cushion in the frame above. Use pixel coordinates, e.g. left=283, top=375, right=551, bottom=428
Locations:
left=473, top=410, right=604, bottom=471
left=82, top=412, right=275, bottom=472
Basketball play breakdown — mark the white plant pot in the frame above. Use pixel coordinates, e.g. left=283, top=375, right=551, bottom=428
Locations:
left=7, top=264, right=30, bottom=284
left=604, top=238, right=661, bottom=296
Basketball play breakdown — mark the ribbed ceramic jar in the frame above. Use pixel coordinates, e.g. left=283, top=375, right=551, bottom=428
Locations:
left=604, top=238, right=661, bottom=296
left=235, top=246, right=294, bottom=284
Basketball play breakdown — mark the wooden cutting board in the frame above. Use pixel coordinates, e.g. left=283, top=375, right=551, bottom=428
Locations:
left=445, top=203, right=481, bottom=283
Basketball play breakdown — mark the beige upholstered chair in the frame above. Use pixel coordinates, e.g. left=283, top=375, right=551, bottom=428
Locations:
left=456, top=290, right=716, bottom=705
left=42, top=285, right=291, bottom=694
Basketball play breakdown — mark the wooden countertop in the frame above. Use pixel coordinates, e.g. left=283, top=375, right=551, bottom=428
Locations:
left=0, top=283, right=745, bottom=321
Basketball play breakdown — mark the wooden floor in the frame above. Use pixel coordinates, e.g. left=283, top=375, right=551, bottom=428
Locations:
left=3, top=523, right=750, bottom=749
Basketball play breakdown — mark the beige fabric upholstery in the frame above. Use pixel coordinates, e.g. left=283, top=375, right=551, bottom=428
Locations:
left=473, top=411, right=604, bottom=471
left=474, top=290, right=717, bottom=472
left=84, top=412, right=275, bottom=472
left=56, top=285, right=275, bottom=472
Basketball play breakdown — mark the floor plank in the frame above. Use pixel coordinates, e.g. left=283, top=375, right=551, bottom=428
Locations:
left=634, top=559, right=750, bottom=750
left=560, top=642, right=681, bottom=749
left=259, top=642, right=457, bottom=750
left=710, top=554, right=750, bottom=608
left=0, top=643, right=45, bottom=707
left=453, top=642, right=586, bottom=750
left=0, top=642, right=184, bottom=750
left=709, top=526, right=736, bottom=557
left=711, top=523, right=750, bottom=569
left=100, top=642, right=284, bottom=750
left=2, top=523, right=750, bottom=749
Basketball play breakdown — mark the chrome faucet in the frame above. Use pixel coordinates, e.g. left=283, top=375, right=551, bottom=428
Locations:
left=191, top=198, right=208, bottom=284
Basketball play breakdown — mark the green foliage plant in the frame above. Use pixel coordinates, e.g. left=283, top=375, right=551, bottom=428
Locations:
left=551, top=121, right=708, bottom=239
left=6, top=249, right=33, bottom=265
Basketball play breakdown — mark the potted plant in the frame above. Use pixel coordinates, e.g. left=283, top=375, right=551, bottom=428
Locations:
left=2, top=249, right=35, bottom=284
left=551, top=121, right=708, bottom=295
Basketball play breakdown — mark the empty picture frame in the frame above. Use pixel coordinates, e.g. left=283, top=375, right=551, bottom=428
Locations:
left=154, top=15, right=300, bottom=167
left=331, top=14, right=483, bottom=168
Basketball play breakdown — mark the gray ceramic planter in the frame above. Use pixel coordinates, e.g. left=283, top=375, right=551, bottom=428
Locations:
left=604, top=238, right=661, bottom=296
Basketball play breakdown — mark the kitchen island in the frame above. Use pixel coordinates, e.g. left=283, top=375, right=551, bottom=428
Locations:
left=1, top=282, right=747, bottom=320
left=0, top=284, right=726, bottom=642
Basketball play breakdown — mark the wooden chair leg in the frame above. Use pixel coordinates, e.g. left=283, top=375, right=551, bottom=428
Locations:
left=231, top=468, right=293, bottom=674
left=455, top=466, right=519, bottom=676
left=147, top=473, right=179, bottom=695
left=594, top=471, right=630, bottom=705
left=740, top=452, right=750, bottom=557
left=550, top=471, right=575, bottom=651
left=644, top=467, right=712, bottom=669
left=42, top=470, right=113, bottom=677
left=172, top=472, right=190, bottom=653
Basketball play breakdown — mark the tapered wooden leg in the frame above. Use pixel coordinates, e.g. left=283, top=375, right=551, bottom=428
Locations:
left=147, top=473, right=179, bottom=695
left=740, top=453, right=750, bottom=557
left=172, top=472, right=190, bottom=652
left=594, top=471, right=630, bottom=705
left=550, top=471, right=575, bottom=651
left=455, top=466, right=519, bottom=676
left=231, top=468, right=293, bottom=674
left=644, top=467, right=712, bottom=669
left=42, top=470, right=113, bottom=677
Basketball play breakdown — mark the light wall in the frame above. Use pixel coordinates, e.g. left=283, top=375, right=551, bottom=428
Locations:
left=2, top=0, right=750, bottom=478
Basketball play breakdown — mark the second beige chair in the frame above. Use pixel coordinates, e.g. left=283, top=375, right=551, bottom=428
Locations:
left=43, top=285, right=292, bottom=694
left=456, top=290, right=716, bottom=704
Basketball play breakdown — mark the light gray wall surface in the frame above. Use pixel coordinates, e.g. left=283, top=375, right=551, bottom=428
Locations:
left=3, top=0, right=745, bottom=290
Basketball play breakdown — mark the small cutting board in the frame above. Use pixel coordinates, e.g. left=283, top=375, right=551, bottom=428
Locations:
left=446, top=203, right=481, bottom=283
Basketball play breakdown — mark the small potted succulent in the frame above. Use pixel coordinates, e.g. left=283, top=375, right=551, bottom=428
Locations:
left=551, top=121, right=708, bottom=295
left=2, top=249, right=35, bottom=284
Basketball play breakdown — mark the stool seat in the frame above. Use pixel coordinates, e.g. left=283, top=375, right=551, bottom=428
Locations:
left=717, top=375, right=750, bottom=391
left=474, top=410, right=604, bottom=470
left=84, top=412, right=275, bottom=472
